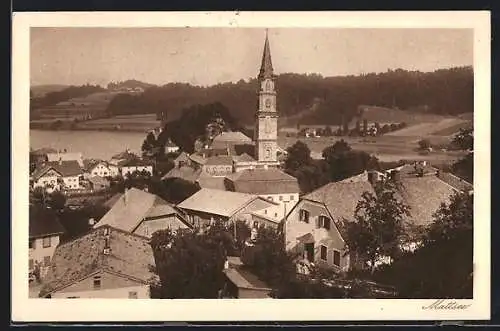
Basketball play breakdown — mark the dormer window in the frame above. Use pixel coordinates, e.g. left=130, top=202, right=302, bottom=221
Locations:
left=299, top=209, right=310, bottom=223
left=317, top=215, right=331, bottom=230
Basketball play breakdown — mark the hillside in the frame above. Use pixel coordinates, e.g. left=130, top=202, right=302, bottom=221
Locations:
left=105, top=67, right=473, bottom=127
left=31, top=84, right=70, bottom=98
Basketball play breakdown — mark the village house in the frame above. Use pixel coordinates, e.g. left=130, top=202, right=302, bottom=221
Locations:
left=120, top=159, right=154, bottom=177
left=202, top=155, right=234, bottom=177
left=177, top=188, right=278, bottom=228
left=221, top=256, right=272, bottom=299
left=31, top=160, right=83, bottom=191
left=29, top=206, right=65, bottom=280
left=233, top=153, right=257, bottom=172
left=46, top=151, right=84, bottom=168
left=39, top=225, right=157, bottom=299
left=225, top=168, right=300, bottom=213
left=94, top=187, right=192, bottom=238
left=164, top=139, right=180, bottom=154
left=84, top=159, right=119, bottom=178
left=284, top=177, right=375, bottom=271
left=87, top=176, right=110, bottom=192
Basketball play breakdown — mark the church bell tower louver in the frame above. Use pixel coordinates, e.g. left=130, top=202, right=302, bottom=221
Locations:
left=255, top=29, right=279, bottom=167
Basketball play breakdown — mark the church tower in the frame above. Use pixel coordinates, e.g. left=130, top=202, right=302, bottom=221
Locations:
left=255, top=30, right=279, bottom=167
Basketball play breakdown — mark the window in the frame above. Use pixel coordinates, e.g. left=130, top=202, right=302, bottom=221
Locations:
left=42, top=237, right=51, bottom=248
left=299, top=209, right=310, bottom=223
left=318, top=216, right=331, bottom=230
left=29, top=239, right=35, bottom=249
left=279, top=195, right=283, bottom=201
left=290, top=195, right=295, bottom=201
left=93, top=276, right=102, bottom=290
left=43, top=256, right=51, bottom=266
left=29, top=259, right=34, bottom=270
left=253, top=221, right=259, bottom=229
left=333, top=250, right=341, bottom=267
left=267, top=196, right=273, bottom=201
left=320, top=245, right=328, bottom=261
left=128, top=291, right=138, bottom=299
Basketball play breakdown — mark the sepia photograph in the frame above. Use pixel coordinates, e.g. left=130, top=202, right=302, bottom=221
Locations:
left=12, top=11, right=490, bottom=322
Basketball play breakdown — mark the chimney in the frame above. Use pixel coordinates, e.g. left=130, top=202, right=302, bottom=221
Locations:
left=59, top=157, right=63, bottom=165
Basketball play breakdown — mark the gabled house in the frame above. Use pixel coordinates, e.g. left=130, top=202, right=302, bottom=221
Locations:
left=164, top=139, right=180, bottom=154
left=201, top=155, right=234, bottom=177
left=29, top=206, right=65, bottom=280
left=284, top=179, right=375, bottom=271
left=94, top=187, right=191, bottom=238
left=225, top=168, right=300, bottom=211
left=177, top=188, right=278, bottom=228
left=84, top=159, right=119, bottom=178
left=39, top=225, right=156, bottom=298
left=222, top=256, right=272, bottom=298
left=31, top=160, right=83, bottom=191
left=88, top=176, right=110, bottom=192
left=47, top=152, right=84, bottom=168
left=120, top=159, right=154, bottom=177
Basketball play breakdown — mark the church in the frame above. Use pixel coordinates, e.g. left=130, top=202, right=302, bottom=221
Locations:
left=163, top=31, right=300, bottom=214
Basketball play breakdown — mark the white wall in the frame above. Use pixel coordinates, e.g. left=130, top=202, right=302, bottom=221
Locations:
left=51, top=285, right=150, bottom=299
left=91, top=163, right=119, bottom=177
left=121, top=165, right=153, bottom=177
left=29, top=235, right=60, bottom=277
left=62, top=175, right=81, bottom=189
left=259, top=193, right=299, bottom=212
left=33, top=175, right=60, bottom=191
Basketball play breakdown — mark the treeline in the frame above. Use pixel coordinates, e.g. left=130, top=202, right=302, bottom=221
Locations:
left=105, top=67, right=473, bottom=126
left=30, top=84, right=106, bottom=109
left=107, top=79, right=155, bottom=90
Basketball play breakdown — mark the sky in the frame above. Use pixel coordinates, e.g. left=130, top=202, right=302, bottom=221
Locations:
left=30, top=28, right=473, bottom=87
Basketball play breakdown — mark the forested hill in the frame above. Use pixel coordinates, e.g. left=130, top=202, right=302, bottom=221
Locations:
left=105, top=66, right=473, bottom=126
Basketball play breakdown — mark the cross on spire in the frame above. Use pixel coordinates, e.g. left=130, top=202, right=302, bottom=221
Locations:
left=258, top=29, right=274, bottom=79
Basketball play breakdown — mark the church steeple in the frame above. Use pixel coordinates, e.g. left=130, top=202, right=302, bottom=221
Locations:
left=258, top=29, right=274, bottom=80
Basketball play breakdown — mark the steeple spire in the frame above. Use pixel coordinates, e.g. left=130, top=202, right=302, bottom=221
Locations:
left=258, top=29, right=274, bottom=79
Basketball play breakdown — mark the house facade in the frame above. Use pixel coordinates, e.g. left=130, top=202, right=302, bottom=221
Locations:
left=31, top=160, right=83, bottom=191
left=29, top=207, right=65, bottom=280
left=88, top=161, right=119, bottom=178
left=202, top=156, right=234, bottom=177
left=120, top=160, right=154, bottom=177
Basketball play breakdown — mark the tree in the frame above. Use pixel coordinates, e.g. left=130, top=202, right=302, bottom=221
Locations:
left=284, top=141, right=313, bottom=173
left=160, top=178, right=201, bottom=204
left=322, top=143, right=379, bottom=182
left=149, top=225, right=228, bottom=298
left=344, top=181, right=411, bottom=274
left=323, top=126, right=333, bottom=137
left=450, top=128, right=473, bottom=183
left=452, top=128, right=473, bottom=151
left=418, top=138, right=431, bottom=150
left=427, top=191, right=473, bottom=243
left=48, top=191, right=66, bottom=211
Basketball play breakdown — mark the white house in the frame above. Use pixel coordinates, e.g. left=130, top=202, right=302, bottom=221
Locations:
left=164, top=139, right=180, bottom=154
left=47, top=152, right=84, bottom=168
left=39, top=225, right=157, bottom=298
left=120, top=159, right=154, bottom=177
left=29, top=207, right=65, bottom=280
left=31, top=160, right=83, bottom=191
left=85, top=160, right=119, bottom=178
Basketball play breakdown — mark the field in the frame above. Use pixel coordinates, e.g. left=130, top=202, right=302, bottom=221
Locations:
left=278, top=135, right=467, bottom=164
left=385, top=118, right=471, bottom=137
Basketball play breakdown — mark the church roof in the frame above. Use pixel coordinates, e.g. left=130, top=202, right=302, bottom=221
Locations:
left=212, top=132, right=252, bottom=144
left=258, top=30, right=274, bottom=80
left=225, top=168, right=300, bottom=195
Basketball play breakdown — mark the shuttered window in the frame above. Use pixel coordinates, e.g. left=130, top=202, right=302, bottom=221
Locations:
left=320, top=245, right=328, bottom=261
left=333, top=250, right=341, bottom=267
left=299, top=209, right=310, bottom=223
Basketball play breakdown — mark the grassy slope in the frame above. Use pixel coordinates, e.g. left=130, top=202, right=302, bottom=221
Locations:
left=31, top=84, right=70, bottom=98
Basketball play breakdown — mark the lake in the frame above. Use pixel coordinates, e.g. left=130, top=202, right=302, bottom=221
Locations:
left=30, top=130, right=147, bottom=160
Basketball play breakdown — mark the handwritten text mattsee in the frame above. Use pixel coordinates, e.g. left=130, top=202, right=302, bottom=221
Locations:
left=422, top=299, right=471, bottom=310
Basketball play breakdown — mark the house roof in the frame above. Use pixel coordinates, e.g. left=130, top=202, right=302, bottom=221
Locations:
left=234, top=153, right=256, bottom=163
left=95, top=188, right=184, bottom=232
left=39, top=226, right=156, bottom=297
left=196, top=176, right=228, bottom=191
left=32, top=147, right=57, bottom=156
left=165, top=139, right=178, bottom=148
left=177, top=188, right=271, bottom=218
left=212, top=131, right=252, bottom=144
left=88, top=176, right=110, bottom=186
left=224, top=257, right=271, bottom=293
left=121, top=158, right=153, bottom=167
left=189, top=153, right=208, bottom=165
left=204, top=155, right=234, bottom=166
left=225, top=168, right=300, bottom=195
left=103, top=192, right=123, bottom=209
left=395, top=176, right=458, bottom=227
left=47, top=152, right=84, bottom=167
left=29, top=206, right=65, bottom=239
left=303, top=179, right=375, bottom=225
left=32, top=160, right=83, bottom=180
left=436, top=171, right=473, bottom=193
left=161, top=165, right=202, bottom=182
left=173, top=152, right=190, bottom=164
left=111, top=150, right=137, bottom=161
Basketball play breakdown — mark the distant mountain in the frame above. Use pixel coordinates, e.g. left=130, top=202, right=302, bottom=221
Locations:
left=31, top=84, right=70, bottom=98
left=105, top=67, right=473, bottom=127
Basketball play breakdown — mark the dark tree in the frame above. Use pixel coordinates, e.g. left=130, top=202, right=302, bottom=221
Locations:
left=344, top=181, right=411, bottom=274
left=161, top=178, right=201, bottom=204
left=284, top=141, right=313, bottom=173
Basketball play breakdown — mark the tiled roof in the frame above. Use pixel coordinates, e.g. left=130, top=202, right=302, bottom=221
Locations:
left=204, top=155, right=234, bottom=166
left=162, top=166, right=202, bottom=182
left=173, top=152, right=190, bottom=164
left=47, top=152, right=84, bottom=167
left=32, top=147, right=57, bottom=155
left=178, top=188, right=271, bottom=217
left=304, top=180, right=375, bottom=225
left=39, top=226, right=156, bottom=297
left=234, top=153, right=256, bottom=163
left=95, top=188, right=182, bottom=232
left=225, top=168, right=300, bottom=195
left=121, top=158, right=153, bottom=167
left=212, top=132, right=252, bottom=144
left=189, top=154, right=208, bottom=166
left=103, top=192, right=122, bottom=209
left=436, top=171, right=473, bottom=193
left=82, top=159, right=102, bottom=172
left=196, top=176, right=228, bottom=191
left=29, top=206, right=65, bottom=239
left=32, top=160, right=83, bottom=180
left=395, top=176, right=457, bottom=227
